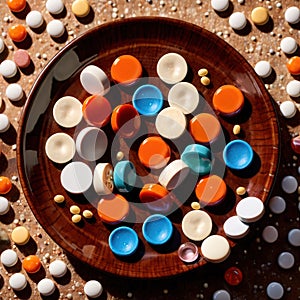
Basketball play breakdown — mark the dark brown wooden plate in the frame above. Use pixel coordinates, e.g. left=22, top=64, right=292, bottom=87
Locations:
left=17, top=17, right=279, bottom=278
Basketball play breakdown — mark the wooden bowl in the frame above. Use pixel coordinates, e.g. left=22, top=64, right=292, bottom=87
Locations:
left=17, top=17, right=279, bottom=278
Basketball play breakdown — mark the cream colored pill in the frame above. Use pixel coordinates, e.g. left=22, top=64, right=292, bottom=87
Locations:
left=26, top=10, right=44, bottom=28
left=72, top=0, right=90, bottom=17
left=233, top=124, right=241, bottom=135
left=11, top=226, right=30, bottom=245
left=37, top=278, right=56, bottom=296
left=236, top=196, right=265, bottom=223
left=236, top=186, right=246, bottom=196
left=286, top=80, right=300, bottom=98
left=211, top=0, right=229, bottom=12
left=93, top=163, right=114, bottom=195
left=84, top=280, right=103, bottom=299
left=47, top=20, right=65, bottom=38
left=254, top=61, right=272, bottom=78
left=9, top=273, right=27, bottom=291
left=285, top=6, right=300, bottom=24
left=223, top=215, right=249, bottom=239
left=83, top=210, right=93, bottom=219
left=191, top=202, right=200, bottom=210
left=200, top=76, right=210, bottom=86
left=5, top=83, right=23, bottom=102
left=280, top=101, right=296, bottom=118
left=53, top=96, right=82, bottom=128
left=0, top=60, right=18, bottom=78
left=1, top=249, right=18, bottom=267
left=229, top=12, right=247, bottom=30
left=251, top=7, right=269, bottom=25
left=201, top=235, right=230, bottom=263
left=49, top=260, right=67, bottom=277
left=70, top=205, right=80, bottom=214
left=46, top=0, right=64, bottom=14
left=54, top=194, right=65, bottom=203
left=280, top=37, right=298, bottom=54
left=72, top=214, right=82, bottom=223
left=198, top=68, right=208, bottom=77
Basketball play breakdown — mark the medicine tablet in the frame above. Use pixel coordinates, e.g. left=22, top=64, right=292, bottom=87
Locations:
left=84, top=280, right=103, bottom=298
left=268, top=196, right=286, bottom=214
left=37, top=278, right=56, bottom=296
left=0, top=38, right=5, bottom=53
left=26, top=10, right=44, bottom=29
left=266, top=282, right=284, bottom=300
left=22, top=255, right=42, bottom=273
left=8, top=24, right=27, bottom=43
left=223, top=215, right=249, bottom=239
left=47, top=20, right=65, bottom=38
left=277, top=252, right=294, bottom=269
left=284, top=6, right=300, bottom=24
left=213, top=290, right=231, bottom=300
left=279, top=101, right=296, bottom=118
left=280, top=37, right=298, bottom=54
left=11, top=226, right=30, bottom=245
left=201, top=235, right=230, bottom=263
left=229, top=12, right=247, bottom=30
left=13, top=49, right=31, bottom=69
left=0, top=60, right=18, bottom=78
left=1, top=249, right=18, bottom=267
left=71, top=0, right=90, bottom=17
left=6, top=0, right=27, bottom=12
left=288, top=228, right=300, bottom=246
left=0, top=114, right=10, bottom=133
left=281, top=175, right=298, bottom=194
left=0, top=196, right=10, bottom=215
left=49, top=260, right=68, bottom=277
left=286, top=80, right=300, bottom=98
left=211, top=0, right=229, bottom=12
left=251, top=7, right=269, bottom=25
left=93, top=163, right=114, bottom=195
left=9, top=273, right=27, bottom=291
left=46, top=0, right=64, bottom=14
left=236, top=196, right=264, bottom=223
left=262, top=225, right=278, bottom=243
left=254, top=60, right=272, bottom=78
left=5, top=83, right=23, bottom=102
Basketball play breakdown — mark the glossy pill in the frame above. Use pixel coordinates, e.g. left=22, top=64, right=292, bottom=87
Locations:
left=83, top=210, right=93, bottom=218
left=229, top=12, right=247, bottom=30
left=211, top=0, right=229, bottom=12
left=224, top=267, right=243, bottom=286
left=277, top=252, right=294, bottom=269
left=11, top=226, right=30, bottom=245
left=254, top=60, right=272, bottom=78
left=266, top=282, right=284, bottom=300
left=6, top=83, right=23, bottom=102
left=13, top=49, right=31, bottom=69
left=268, top=196, right=286, bottom=214
left=37, top=278, right=56, bottom=296
left=72, top=214, right=82, bottom=223
left=284, top=6, right=300, bottom=24
left=26, top=10, right=44, bottom=28
left=9, top=273, right=27, bottom=291
left=84, top=280, right=103, bottom=298
left=280, top=37, right=298, bottom=54
left=262, top=226, right=278, bottom=243
left=236, top=186, right=246, bottom=196
left=280, top=101, right=296, bottom=118
left=286, top=80, right=300, bottom=98
left=0, top=176, right=12, bottom=194
left=70, top=205, right=80, bottom=214
left=287, top=56, right=300, bottom=75
left=8, top=24, right=27, bottom=43
left=288, top=228, right=300, bottom=246
left=0, top=114, right=10, bottom=133
left=201, top=235, right=230, bottom=263
left=213, top=290, right=231, bottom=300
left=54, top=194, right=65, bottom=203
left=22, top=255, right=42, bottom=273
left=72, top=0, right=90, bottom=17
left=198, top=68, right=208, bottom=77
left=6, top=0, right=26, bottom=12
left=0, top=196, right=10, bottom=215
left=47, top=20, right=65, bottom=38
left=46, top=0, right=64, bottom=14
left=251, top=7, right=269, bottom=25
left=200, top=76, right=210, bottom=86
left=49, top=259, right=67, bottom=277
left=281, top=175, right=298, bottom=193
left=1, top=249, right=18, bottom=267
left=0, top=60, right=18, bottom=78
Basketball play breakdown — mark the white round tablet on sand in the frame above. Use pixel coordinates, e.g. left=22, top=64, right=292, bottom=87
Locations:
left=0, top=196, right=10, bottom=215
left=49, top=260, right=68, bottom=277
left=254, top=60, right=272, bottom=78
left=223, top=215, right=249, bottom=239
left=229, top=12, right=247, bottom=30
left=1, top=249, right=18, bottom=267
left=211, top=0, right=229, bottom=11
left=46, top=0, right=64, bottom=14
left=0, top=114, right=10, bottom=133
left=286, top=80, right=300, bottom=98
left=84, top=280, right=103, bottom=298
left=37, top=278, right=56, bottom=296
left=47, top=20, right=65, bottom=38
left=5, top=83, right=23, bottom=102
left=9, top=273, right=27, bottom=291
left=236, top=196, right=265, bottom=223
left=26, top=10, right=44, bottom=28
left=280, top=37, right=298, bottom=54
left=0, top=60, right=17, bottom=78
left=280, top=101, right=296, bottom=118
left=285, top=6, right=300, bottom=24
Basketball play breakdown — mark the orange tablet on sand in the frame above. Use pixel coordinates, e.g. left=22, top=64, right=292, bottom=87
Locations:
left=287, top=56, right=300, bottom=75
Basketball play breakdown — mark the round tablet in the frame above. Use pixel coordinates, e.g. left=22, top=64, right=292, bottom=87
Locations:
left=49, top=260, right=68, bottom=277
left=213, top=290, right=231, bottom=300
left=5, top=83, right=23, bottom=102
left=279, top=101, right=296, bottom=118
left=13, top=49, right=31, bottom=69
left=251, top=7, right=269, bottom=25
left=46, top=20, right=65, bottom=38
left=254, top=60, right=272, bottom=78
left=80, top=65, right=110, bottom=95
left=1, top=249, right=18, bottom=267
left=45, top=133, right=75, bottom=164
left=60, top=162, right=93, bottom=194
left=37, top=278, right=56, bottom=296
left=280, top=37, right=298, bottom=55
left=26, top=10, right=44, bottom=28
left=11, top=226, right=30, bottom=245
left=157, top=53, right=188, bottom=84
left=113, top=160, right=136, bottom=193
left=262, top=226, right=278, bottom=243
left=211, top=0, right=229, bottom=12
left=71, top=0, right=90, bottom=17
left=0, top=38, right=4, bottom=53
left=201, top=235, right=230, bottom=263
left=229, top=12, right=247, bottom=30
left=236, top=196, right=264, bottom=223
left=0, top=60, right=18, bottom=78
left=268, top=196, right=286, bottom=214
left=7, top=0, right=27, bottom=12
left=53, top=96, right=82, bottom=128
left=93, top=163, right=114, bottom=195
left=286, top=80, right=300, bottom=98
left=288, top=228, right=300, bottom=247
left=156, top=107, right=187, bottom=139
left=266, top=282, right=284, bottom=300
left=287, top=56, right=300, bottom=75
left=0, top=176, right=12, bottom=194
left=22, top=255, right=42, bottom=273
left=8, top=24, right=27, bottom=43
left=277, top=252, right=294, bottom=269
left=0, top=196, right=10, bottom=215
left=281, top=175, right=298, bottom=194
left=46, top=0, right=64, bottom=14
left=223, top=215, right=250, bottom=239
left=84, top=280, right=103, bottom=298
left=285, top=6, right=300, bottom=24
left=181, top=210, right=212, bottom=241
left=9, top=273, right=27, bottom=291
left=0, top=114, right=10, bottom=133
left=168, top=82, right=199, bottom=114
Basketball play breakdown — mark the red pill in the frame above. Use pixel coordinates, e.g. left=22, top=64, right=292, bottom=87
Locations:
left=13, top=49, right=31, bottom=68
left=0, top=176, right=12, bottom=194
left=224, top=266, right=243, bottom=286
left=6, top=0, right=26, bottom=12
left=291, top=136, right=300, bottom=154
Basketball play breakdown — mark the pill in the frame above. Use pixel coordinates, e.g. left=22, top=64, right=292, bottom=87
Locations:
left=0, top=249, right=18, bottom=267
left=223, top=215, right=249, bottom=239
left=46, top=0, right=64, bottom=14
left=200, top=76, right=210, bottom=86
left=72, top=214, right=81, bottom=223
left=37, top=278, right=56, bottom=296
left=229, top=12, right=247, bottom=30
left=266, top=282, right=284, bottom=300
left=11, top=226, right=30, bottom=245
left=6, top=0, right=27, bottom=12
left=71, top=0, right=90, bottom=18
left=201, top=235, right=230, bottom=263
left=277, top=252, right=294, bottom=269
left=0, top=176, right=12, bottom=194
left=236, top=196, right=264, bottom=223
left=211, top=0, right=229, bottom=12
left=156, top=52, right=188, bottom=84
left=47, top=20, right=65, bottom=38
left=213, top=290, right=231, bottom=300
left=287, top=56, right=300, bottom=75
left=0, top=38, right=5, bottom=53
left=5, top=83, right=23, bottom=102
left=268, top=196, right=286, bottom=214
left=116, top=151, right=124, bottom=161
left=286, top=80, right=300, bottom=97
left=251, top=7, right=269, bottom=25
left=70, top=205, right=80, bottom=215
left=236, top=187, right=246, bottom=196
left=8, top=24, right=27, bottom=43
left=191, top=202, right=200, bottom=210
left=54, top=194, right=65, bottom=203
left=284, top=6, right=300, bottom=24
left=224, top=266, right=243, bottom=285
left=198, top=68, right=208, bottom=77
left=281, top=175, right=298, bottom=193
left=0, top=60, right=18, bottom=78
left=13, top=49, right=31, bottom=69
left=80, top=65, right=110, bottom=95
left=26, top=10, right=44, bottom=28
left=280, top=37, right=298, bottom=54
left=291, top=136, right=300, bottom=154
left=287, top=228, right=300, bottom=246
left=262, top=225, right=278, bottom=243
left=113, top=160, right=136, bottom=193
left=84, top=280, right=103, bottom=298
left=53, top=96, right=82, bottom=128
left=279, top=101, right=296, bottom=118
left=9, top=273, right=27, bottom=291
left=254, top=60, right=272, bottom=78
left=22, top=255, right=42, bottom=273
left=83, top=210, right=93, bottom=219
left=93, top=163, right=114, bottom=195
left=0, top=196, right=10, bottom=215
left=45, top=133, right=75, bottom=164
left=49, top=259, right=68, bottom=277
left=0, top=114, right=10, bottom=133
left=177, top=242, right=199, bottom=263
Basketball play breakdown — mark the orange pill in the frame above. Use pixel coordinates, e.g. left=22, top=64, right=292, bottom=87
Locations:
left=6, top=0, right=26, bottom=12
left=8, top=24, right=27, bottom=43
left=0, top=176, right=12, bottom=194
left=139, top=183, right=169, bottom=203
left=22, top=255, right=42, bottom=273
left=287, top=56, right=300, bottom=75
left=111, top=55, right=142, bottom=85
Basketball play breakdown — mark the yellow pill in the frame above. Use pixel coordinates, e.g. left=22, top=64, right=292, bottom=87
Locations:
left=72, top=214, right=82, bottom=223
left=82, top=210, right=93, bottom=219
left=201, top=76, right=210, bottom=86
left=11, top=226, right=30, bottom=245
left=54, top=194, right=65, bottom=203
left=233, top=125, right=241, bottom=135
left=191, top=202, right=201, bottom=210
left=70, top=205, right=80, bottom=214
left=71, top=0, right=90, bottom=18
left=251, top=7, right=269, bottom=25
left=198, top=68, right=208, bottom=77
left=236, top=186, right=246, bottom=196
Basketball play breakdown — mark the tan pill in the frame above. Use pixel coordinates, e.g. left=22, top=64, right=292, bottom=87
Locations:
left=54, top=194, right=65, bottom=203
left=191, top=202, right=201, bottom=210
left=201, top=76, right=210, bottom=86
left=233, top=125, right=241, bottom=135
left=70, top=205, right=80, bottom=215
left=198, top=68, right=208, bottom=77
left=83, top=210, right=93, bottom=219
left=72, top=214, right=82, bottom=223
left=236, top=186, right=246, bottom=196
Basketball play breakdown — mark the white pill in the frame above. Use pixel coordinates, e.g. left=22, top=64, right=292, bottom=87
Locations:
left=286, top=80, right=300, bottom=98
left=279, top=101, right=296, bottom=118
left=284, top=6, right=300, bottom=24
left=93, top=163, right=114, bottom=195
left=211, top=0, right=229, bottom=11
left=1, top=249, right=18, bottom=267
left=0, top=114, right=10, bottom=133
left=268, top=196, right=286, bottom=214
left=277, top=252, right=294, bottom=269
left=262, top=225, right=278, bottom=243
left=9, top=273, right=27, bottom=291
left=37, top=278, right=56, bottom=296
left=281, top=175, right=298, bottom=194
left=280, top=37, right=298, bottom=54
left=0, top=196, right=10, bottom=215
left=0, top=38, right=5, bottom=53
left=46, top=0, right=64, bottom=14
left=213, top=290, right=231, bottom=300
left=0, top=60, right=18, bottom=78
left=201, top=235, right=230, bottom=263
left=5, top=83, right=23, bottom=102
left=84, top=280, right=103, bottom=298
left=26, top=11, right=44, bottom=28
left=266, top=282, right=284, bottom=300
left=223, top=215, right=249, bottom=239
left=229, top=12, right=247, bottom=30
left=288, top=228, right=300, bottom=247
left=254, top=60, right=272, bottom=78
left=49, top=260, right=67, bottom=277
left=80, top=65, right=110, bottom=95
left=47, top=20, right=65, bottom=38
left=236, top=196, right=265, bottom=223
